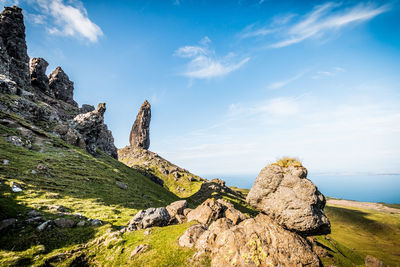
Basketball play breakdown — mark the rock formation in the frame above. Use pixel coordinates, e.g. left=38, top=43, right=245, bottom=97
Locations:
left=0, top=6, right=30, bottom=89
left=30, top=57, right=52, bottom=96
left=48, top=67, right=77, bottom=107
left=129, top=100, right=151, bottom=149
left=73, top=103, right=118, bottom=158
left=178, top=197, right=321, bottom=266
left=246, top=163, right=331, bottom=236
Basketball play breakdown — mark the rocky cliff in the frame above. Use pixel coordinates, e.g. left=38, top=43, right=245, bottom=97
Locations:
left=0, top=6, right=117, bottom=159
left=129, top=100, right=151, bottom=149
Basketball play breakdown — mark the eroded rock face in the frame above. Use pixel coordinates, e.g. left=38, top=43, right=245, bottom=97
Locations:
left=72, top=103, right=118, bottom=158
left=30, top=58, right=51, bottom=96
left=0, top=6, right=30, bottom=89
left=246, top=164, right=330, bottom=236
left=129, top=100, right=151, bottom=149
left=48, top=67, right=77, bottom=106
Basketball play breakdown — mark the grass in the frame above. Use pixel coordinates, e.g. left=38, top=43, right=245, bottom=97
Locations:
left=316, top=204, right=400, bottom=266
left=272, top=157, right=302, bottom=168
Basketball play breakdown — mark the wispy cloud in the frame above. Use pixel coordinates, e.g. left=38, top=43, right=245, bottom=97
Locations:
left=174, top=37, right=250, bottom=79
left=312, top=66, right=345, bottom=79
left=267, top=72, right=304, bottom=89
left=271, top=2, right=390, bottom=48
left=242, top=2, right=390, bottom=48
left=28, top=0, right=103, bottom=43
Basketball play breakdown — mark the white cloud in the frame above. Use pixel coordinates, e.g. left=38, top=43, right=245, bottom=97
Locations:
left=312, top=67, right=345, bottom=79
left=174, top=37, right=250, bottom=79
left=271, top=2, right=390, bottom=48
left=30, top=0, right=103, bottom=43
left=267, top=72, right=304, bottom=89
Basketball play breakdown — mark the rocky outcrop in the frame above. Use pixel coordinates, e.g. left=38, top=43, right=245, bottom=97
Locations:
left=30, top=58, right=51, bottom=96
left=73, top=103, right=118, bottom=158
left=129, top=100, right=151, bottom=149
left=48, top=67, right=77, bottom=107
left=246, top=163, right=330, bottom=236
left=0, top=6, right=30, bottom=89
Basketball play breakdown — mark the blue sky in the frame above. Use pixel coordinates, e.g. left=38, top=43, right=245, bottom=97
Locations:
left=4, top=0, right=400, bottom=177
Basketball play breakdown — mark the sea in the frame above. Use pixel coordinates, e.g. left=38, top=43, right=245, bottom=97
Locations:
left=204, top=173, right=400, bottom=204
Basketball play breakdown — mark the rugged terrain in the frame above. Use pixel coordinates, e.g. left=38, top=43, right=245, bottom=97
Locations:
left=0, top=5, right=399, bottom=267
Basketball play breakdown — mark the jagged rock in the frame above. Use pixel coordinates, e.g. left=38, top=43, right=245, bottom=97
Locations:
left=129, top=100, right=151, bottom=149
left=0, top=6, right=30, bottom=89
left=209, top=214, right=320, bottom=267
left=48, top=67, right=77, bottom=106
left=365, top=255, right=386, bottom=267
left=30, top=58, right=52, bottom=96
left=73, top=103, right=118, bottom=158
left=183, top=208, right=192, bottom=217
left=127, top=207, right=170, bottom=231
left=0, top=74, right=18, bottom=94
left=217, top=199, right=246, bottom=225
left=54, top=218, right=76, bottom=228
left=79, top=104, right=95, bottom=114
left=166, top=200, right=188, bottom=218
left=0, top=218, right=17, bottom=231
left=178, top=224, right=207, bottom=248
left=246, top=164, right=331, bottom=236
left=187, top=198, right=226, bottom=225
left=54, top=124, right=86, bottom=148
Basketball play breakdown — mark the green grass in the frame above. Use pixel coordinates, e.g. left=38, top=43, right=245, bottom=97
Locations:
left=272, top=157, right=302, bottom=168
left=316, top=204, right=400, bottom=266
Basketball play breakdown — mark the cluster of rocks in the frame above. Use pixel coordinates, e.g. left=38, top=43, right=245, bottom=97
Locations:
left=174, top=163, right=332, bottom=266
left=0, top=207, right=103, bottom=233
left=0, top=6, right=117, bottom=158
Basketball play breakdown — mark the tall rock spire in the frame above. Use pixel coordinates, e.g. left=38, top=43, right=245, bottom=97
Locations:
left=0, top=6, right=30, bottom=88
left=130, top=100, right=151, bottom=149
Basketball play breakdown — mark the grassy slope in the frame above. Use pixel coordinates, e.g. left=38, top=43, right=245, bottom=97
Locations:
left=316, top=205, right=400, bottom=266
left=118, top=147, right=203, bottom=198
left=0, top=111, right=200, bottom=266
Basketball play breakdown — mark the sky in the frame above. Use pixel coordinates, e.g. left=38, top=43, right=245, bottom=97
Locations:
left=3, top=0, right=400, bottom=177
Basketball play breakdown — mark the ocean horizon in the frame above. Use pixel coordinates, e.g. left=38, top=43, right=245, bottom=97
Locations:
left=204, top=173, right=400, bottom=204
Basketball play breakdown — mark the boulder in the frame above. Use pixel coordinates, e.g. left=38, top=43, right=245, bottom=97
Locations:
left=11, top=181, right=22, bottom=192
left=178, top=224, right=207, bottom=248
left=127, top=207, right=170, bottom=231
left=246, top=164, right=330, bottom=236
left=48, top=67, right=77, bottom=106
left=116, top=181, right=128, bottom=190
left=129, top=100, right=151, bottom=149
left=208, top=214, right=320, bottom=267
left=0, top=6, right=30, bottom=89
left=166, top=200, right=188, bottom=218
left=54, top=218, right=76, bottom=228
left=37, top=220, right=52, bottom=231
left=30, top=57, right=52, bottom=96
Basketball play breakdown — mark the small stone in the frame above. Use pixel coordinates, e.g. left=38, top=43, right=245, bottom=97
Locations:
left=365, top=255, right=386, bottom=267
left=54, top=218, right=75, bottom=228
left=25, top=216, right=43, bottom=224
left=37, top=220, right=52, bottom=231
left=77, top=220, right=86, bottom=227
left=116, top=181, right=128, bottom=190
left=7, top=136, right=23, bottom=146
left=3, top=159, right=9, bottom=165
left=130, top=244, right=149, bottom=258
left=37, top=163, right=49, bottom=172
left=27, top=210, right=41, bottom=217
left=90, top=219, right=103, bottom=226
left=11, top=182, right=22, bottom=192
left=143, top=229, right=151, bottom=235
left=0, top=218, right=17, bottom=231
left=30, top=170, right=37, bottom=175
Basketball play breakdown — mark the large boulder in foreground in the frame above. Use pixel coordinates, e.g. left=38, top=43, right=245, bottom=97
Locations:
left=209, top=214, right=320, bottom=267
left=129, top=100, right=151, bottom=149
left=246, top=161, right=330, bottom=236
